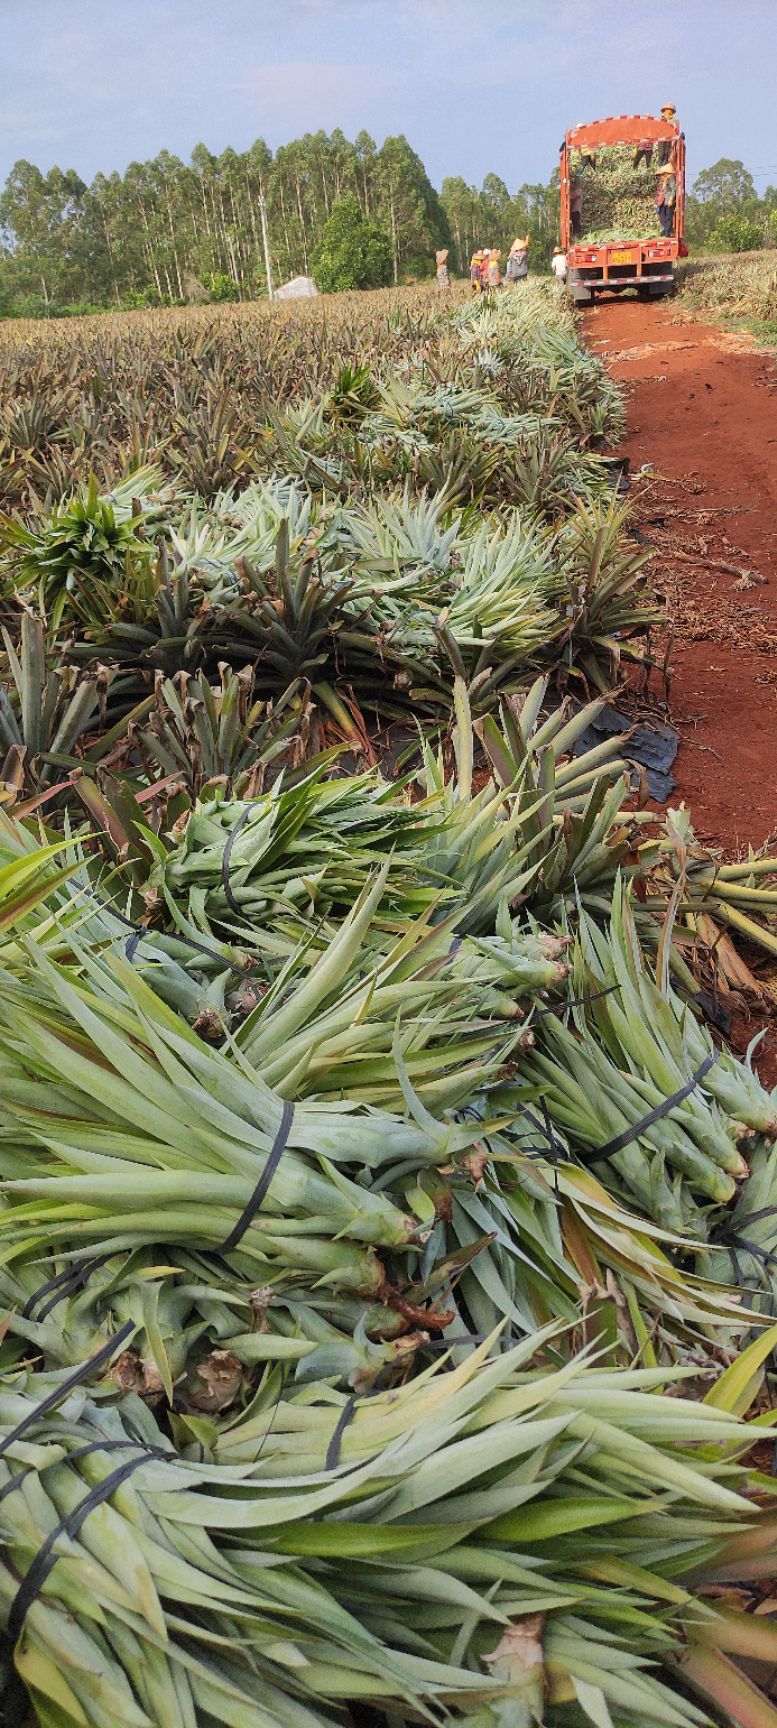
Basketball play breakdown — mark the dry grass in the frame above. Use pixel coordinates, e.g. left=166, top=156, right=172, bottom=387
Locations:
left=677, top=251, right=777, bottom=336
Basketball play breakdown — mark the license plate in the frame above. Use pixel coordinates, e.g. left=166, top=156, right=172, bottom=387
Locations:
left=610, top=250, right=635, bottom=264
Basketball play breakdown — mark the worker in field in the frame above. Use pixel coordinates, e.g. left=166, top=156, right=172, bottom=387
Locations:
left=436, top=248, right=451, bottom=291
left=656, top=164, right=677, bottom=237
left=469, top=249, right=484, bottom=292
left=655, top=104, right=678, bottom=167
left=551, top=245, right=568, bottom=284
left=506, top=236, right=529, bottom=285
left=487, top=249, right=503, bottom=290
left=480, top=248, right=492, bottom=289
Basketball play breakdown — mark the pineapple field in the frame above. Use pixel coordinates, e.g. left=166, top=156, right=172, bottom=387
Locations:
left=2, top=281, right=777, bottom=1728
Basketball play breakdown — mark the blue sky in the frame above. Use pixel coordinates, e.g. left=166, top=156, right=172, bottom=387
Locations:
left=2, top=0, right=776, bottom=194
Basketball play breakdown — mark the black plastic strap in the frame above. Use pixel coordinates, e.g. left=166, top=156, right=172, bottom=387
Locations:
left=715, top=1213, right=777, bottom=1315
left=0, top=1322, right=134, bottom=1461
left=221, top=806, right=250, bottom=921
left=221, top=1101, right=295, bottom=1253
left=714, top=1205, right=777, bottom=1279
left=722, top=1232, right=777, bottom=1276
left=21, top=1255, right=107, bottom=1323
left=516, top=1105, right=567, bottom=1166
left=0, top=1435, right=169, bottom=1508
left=419, top=1331, right=492, bottom=1353
left=721, top=1236, right=777, bottom=1316
left=597, top=1051, right=717, bottom=1160
left=325, top=1395, right=357, bottom=1470
left=0, top=1463, right=33, bottom=1508
left=534, top=981, right=622, bottom=1020
left=250, top=1387, right=284, bottom=1469
left=82, top=887, right=249, bottom=978
left=7, top=1450, right=154, bottom=1642
left=540, top=1100, right=566, bottom=1165
left=723, top=1202, right=777, bottom=1235
left=729, top=1242, right=745, bottom=1292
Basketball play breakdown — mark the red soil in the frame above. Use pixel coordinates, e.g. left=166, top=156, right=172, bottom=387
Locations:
left=583, top=298, right=777, bottom=851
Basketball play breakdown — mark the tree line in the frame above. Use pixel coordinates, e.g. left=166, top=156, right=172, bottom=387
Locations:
left=0, top=131, right=774, bottom=318
left=684, top=158, right=777, bottom=254
left=0, top=134, right=449, bottom=315
left=0, top=130, right=561, bottom=316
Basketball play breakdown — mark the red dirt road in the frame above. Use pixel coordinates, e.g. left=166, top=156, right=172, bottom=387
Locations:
left=583, top=298, right=777, bottom=852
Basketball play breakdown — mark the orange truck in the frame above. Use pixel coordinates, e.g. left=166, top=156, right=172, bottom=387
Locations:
left=560, top=112, right=687, bottom=304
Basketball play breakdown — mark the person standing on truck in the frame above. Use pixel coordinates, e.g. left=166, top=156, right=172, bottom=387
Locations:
left=551, top=245, right=568, bottom=284
left=633, top=137, right=653, bottom=168
left=570, top=175, right=583, bottom=239
left=655, top=105, right=677, bottom=167
left=656, top=164, right=677, bottom=237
